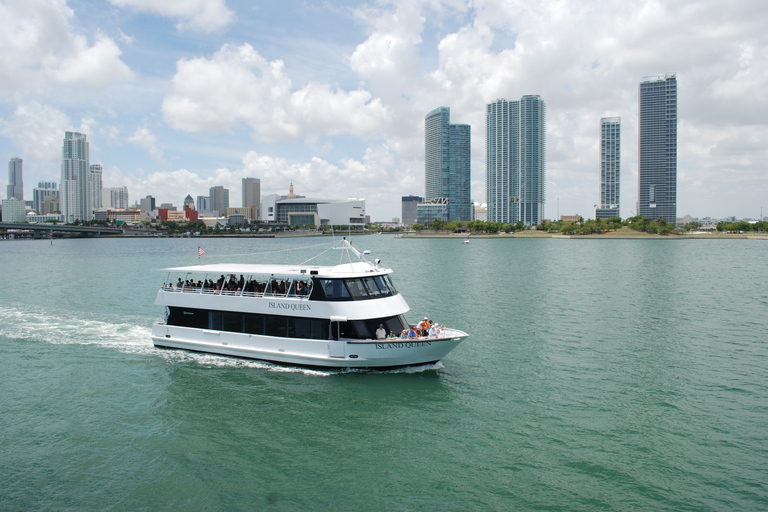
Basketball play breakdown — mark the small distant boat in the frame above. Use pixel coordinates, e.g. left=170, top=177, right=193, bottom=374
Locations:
left=463, top=236, right=470, bottom=244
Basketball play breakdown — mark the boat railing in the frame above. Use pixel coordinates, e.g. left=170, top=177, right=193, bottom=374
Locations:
left=162, top=282, right=312, bottom=299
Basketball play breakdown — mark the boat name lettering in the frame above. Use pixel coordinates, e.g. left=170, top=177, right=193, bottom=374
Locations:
left=375, top=342, right=432, bottom=349
left=268, top=302, right=312, bottom=311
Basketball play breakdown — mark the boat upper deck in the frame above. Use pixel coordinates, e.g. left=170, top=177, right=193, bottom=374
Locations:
left=159, top=260, right=391, bottom=279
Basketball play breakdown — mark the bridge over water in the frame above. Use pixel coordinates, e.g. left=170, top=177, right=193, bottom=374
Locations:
left=0, top=223, right=123, bottom=239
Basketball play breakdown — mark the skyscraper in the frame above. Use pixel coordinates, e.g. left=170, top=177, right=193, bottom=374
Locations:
left=424, top=107, right=471, bottom=222
left=210, top=186, right=229, bottom=216
left=90, top=164, right=103, bottom=209
left=60, top=132, right=92, bottom=222
left=33, top=181, right=58, bottom=213
left=638, top=73, right=677, bottom=222
left=596, top=117, right=621, bottom=219
left=486, top=95, right=546, bottom=225
left=7, top=157, right=23, bottom=200
left=105, top=186, right=129, bottom=209
left=242, top=178, right=261, bottom=220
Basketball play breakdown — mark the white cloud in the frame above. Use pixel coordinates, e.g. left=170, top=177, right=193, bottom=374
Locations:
left=49, top=32, right=133, bottom=87
left=0, top=102, right=71, bottom=166
left=0, top=0, right=133, bottom=95
left=127, top=125, right=166, bottom=164
left=108, top=0, right=234, bottom=32
left=162, top=44, right=391, bottom=141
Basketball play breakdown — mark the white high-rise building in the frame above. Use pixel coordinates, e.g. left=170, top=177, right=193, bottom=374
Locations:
left=104, top=186, right=129, bottom=209
left=60, top=132, right=92, bottom=222
left=90, top=164, right=103, bottom=209
left=7, top=157, right=23, bottom=200
left=33, top=181, right=58, bottom=213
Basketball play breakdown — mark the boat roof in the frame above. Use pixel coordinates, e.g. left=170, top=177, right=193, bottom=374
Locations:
left=159, top=261, right=391, bottom=278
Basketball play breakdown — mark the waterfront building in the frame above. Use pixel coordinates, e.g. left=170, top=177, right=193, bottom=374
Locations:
left=424, top=107, right=472, bottom=222
left=227, top=206, right=256, bottom=221
left=89, top=164, right=103, bottom=209
left=262, top=184, right=365, bottom=227
left=139, top=195, right=156, bottom=213
left=242, top=178, right=261, bottom=220
left=26, top=213, right=63, bottom=223
left=32, top=181, right=58, bottom=213
left=638, top=73, right=677, bottom=222
left=416, top=198, right=449, bottom=226
left=7, top=157, right=23, bottom=200
left=209, top=186, right=229, bottom=217
left=1, top=197, right=27, bottom=222
left=486, top=95, right=546, bottom=225
left=40, top=194, right=59, bottom=215
left=401, top=195, right=423, bottom=226
left=183, top=194, right=195, bottom=210
left=104, top=186, right=129, bottom=209
left=596, top=117, right=621, bottom=219
left=60, top=132, right=93, bottom=222
left=196, top=195, right=210, bottom=213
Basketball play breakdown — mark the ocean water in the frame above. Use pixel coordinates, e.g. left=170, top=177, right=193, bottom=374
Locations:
left=1, top=236, right=766, bottom=511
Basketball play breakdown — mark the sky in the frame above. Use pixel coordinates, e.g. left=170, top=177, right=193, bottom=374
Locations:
left=1, top=0, right=766, bottom=222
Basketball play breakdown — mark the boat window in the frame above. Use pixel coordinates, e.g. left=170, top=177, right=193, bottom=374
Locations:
left=223, top=312, right=243, bottom=333
left=372, top=275, right=390, bottom=295
left=169, top=308, right=331, bottom=340
left=265, top=315, right=288, bottom=337
left=167, top=307, right=208, bottom=329
left=345, top=278, right=370, bottom=299
left=318, top=279, right=351, bottom=299
left=384, top=276, right=397, bottom=294
left=361, top=277, right=382, bottom=297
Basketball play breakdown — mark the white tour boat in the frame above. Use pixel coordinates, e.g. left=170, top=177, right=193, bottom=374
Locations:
left=151, top=239, right=468, bottom=369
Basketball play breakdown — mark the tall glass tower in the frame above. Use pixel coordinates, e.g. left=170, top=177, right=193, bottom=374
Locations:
left=486, top=95, right=546, bottom=225
left=424, top=107, right=471, bottom=222
left=242, top=178, right=261, bottom=219
left=61, top=132, right=92, bottom=223
left=596, top=117, right=621, bottom=219
left=638, top=74, right=677, bottom=222
left=7, top=157, right=23, bottom=200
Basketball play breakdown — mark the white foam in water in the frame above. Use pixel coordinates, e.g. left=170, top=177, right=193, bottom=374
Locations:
left=0, top=305, right=444, bottom=377
left=0, top=305, right=443, bottom=377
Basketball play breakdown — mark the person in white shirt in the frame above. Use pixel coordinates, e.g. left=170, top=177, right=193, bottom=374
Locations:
left=428, top=323, right=439, bottom=338
left=375, top=324, right=386, bottom=340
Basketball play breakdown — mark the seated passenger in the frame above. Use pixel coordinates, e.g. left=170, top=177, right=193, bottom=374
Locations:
left=407, top=326, right=418, bottom=339
left=387, top=330, right=397, bottom=339
left=428, top=323, right=439, bottom=338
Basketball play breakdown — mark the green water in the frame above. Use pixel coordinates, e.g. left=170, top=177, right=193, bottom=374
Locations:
left=1, top=237, right=766, bottom=511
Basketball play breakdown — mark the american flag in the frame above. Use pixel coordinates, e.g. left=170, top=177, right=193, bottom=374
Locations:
left=198, top=246, right=205, bottom=257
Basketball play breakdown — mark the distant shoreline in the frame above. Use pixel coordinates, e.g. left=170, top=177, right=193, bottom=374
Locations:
left=394, top=233, right=768, bottom=240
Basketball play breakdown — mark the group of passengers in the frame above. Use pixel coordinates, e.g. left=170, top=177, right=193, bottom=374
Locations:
left=165, top=275, right=310, bottom=297
left=375, top=317, right=446, bottom=340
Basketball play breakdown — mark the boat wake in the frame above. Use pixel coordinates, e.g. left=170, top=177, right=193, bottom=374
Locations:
left=0, top=305, right=444, bottom=377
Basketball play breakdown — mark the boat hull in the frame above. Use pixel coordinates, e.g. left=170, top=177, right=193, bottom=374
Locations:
left=151, top=323, right=467, bottom=369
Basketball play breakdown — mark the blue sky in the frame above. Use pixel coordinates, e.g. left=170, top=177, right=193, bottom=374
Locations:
left=1, top=0, right=766, bottom=221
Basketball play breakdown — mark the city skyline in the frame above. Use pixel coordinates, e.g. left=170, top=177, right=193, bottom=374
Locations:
left=0, top=1, right=765, bottom=221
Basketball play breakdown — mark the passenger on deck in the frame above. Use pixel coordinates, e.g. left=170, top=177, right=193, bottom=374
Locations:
left=407, top=326, right=418, bottom=339
left=387, top=330, right=397, bottom=339
left=376, top=324, right=386, bottom=340
left=418, top=317, right=430, bottom=336
left=428, top=323, right=439, bottom=338
left=439, top=325, right=446, bottom=337
left=400, top=329, right=408, bottom=339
